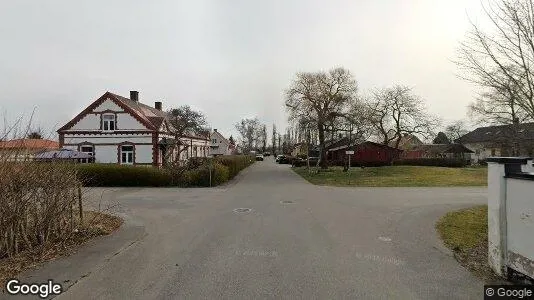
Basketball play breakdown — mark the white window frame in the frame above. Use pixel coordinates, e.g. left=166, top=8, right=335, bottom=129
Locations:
left=102, top=114, right=116, bottom=131
left=120, top=145, right=134, bottom=165
left=80, top=145, right=94, bottom=163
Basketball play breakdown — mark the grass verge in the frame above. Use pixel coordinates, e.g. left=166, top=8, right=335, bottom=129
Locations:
left=436, top=205, right=503, bottom=283
left=0, top=211, right=122, bottom=287
left=293, top=165, right=487, bottom=187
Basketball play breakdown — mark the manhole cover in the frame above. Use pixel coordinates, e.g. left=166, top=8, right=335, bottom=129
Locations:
left=280, top=200, right=294, bottom=204
left=233, top=208, right=252, bottom=213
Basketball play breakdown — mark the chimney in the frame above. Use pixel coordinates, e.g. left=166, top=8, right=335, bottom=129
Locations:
left=155, top=101, right=162, bottom=111
left=130, top=91, right=139, bottom=102
left=213, top=129, right=217, bottom=132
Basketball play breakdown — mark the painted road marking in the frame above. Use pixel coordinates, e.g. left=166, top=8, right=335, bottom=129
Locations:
left=235, top=250, right=278, bottom=257
left=378, top=236, right=392, bottom=242
left=354, top=252, right=405, bottom=266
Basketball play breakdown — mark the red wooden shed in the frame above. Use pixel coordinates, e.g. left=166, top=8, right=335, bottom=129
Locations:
left=327, top=141, right=402, bottom=166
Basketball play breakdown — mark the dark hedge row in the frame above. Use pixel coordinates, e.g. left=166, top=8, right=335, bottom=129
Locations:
left=392, top=158, right=469, bottom=168
left=76, top=155, right=255, bottom=187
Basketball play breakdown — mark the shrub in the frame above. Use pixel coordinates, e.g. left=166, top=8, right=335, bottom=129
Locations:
left=183, top=162, right=229, bottom=187
left=392, top=158, right=468, bottom=168
left=214, top=155, right=255, bottom=179
left=76, top=164, right=172, bottom=187
left=0, top=160, right=82, bottom=258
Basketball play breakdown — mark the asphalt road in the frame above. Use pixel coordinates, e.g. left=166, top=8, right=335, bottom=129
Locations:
left=10, top=157, right=487, bottom=299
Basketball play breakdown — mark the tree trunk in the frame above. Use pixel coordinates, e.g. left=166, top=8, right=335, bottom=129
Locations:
left=318, top=122, right=328, bottom=169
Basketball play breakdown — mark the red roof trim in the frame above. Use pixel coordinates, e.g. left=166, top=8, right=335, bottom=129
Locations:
left=58, top=92, right=157, bottom=133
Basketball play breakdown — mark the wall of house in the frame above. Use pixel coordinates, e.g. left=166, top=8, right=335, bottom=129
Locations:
left=93, top=99, right=123, bottom=112
left=71, top=114, right=100, bottom=130
left=464, top=142, right=501, bottom=163
left=62, top=133, right=154, bottom=164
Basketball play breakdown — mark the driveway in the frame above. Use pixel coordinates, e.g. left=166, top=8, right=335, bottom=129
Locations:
left=10, top=158, right=487, bottom=299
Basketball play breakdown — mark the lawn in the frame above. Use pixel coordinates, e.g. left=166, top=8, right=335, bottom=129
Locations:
left=435, top=205, right=503, bottom=282
left=292, top=165, right=487, bottom=187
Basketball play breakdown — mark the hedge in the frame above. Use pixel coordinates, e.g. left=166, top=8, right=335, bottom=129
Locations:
left=76, top=155, right=255, bottom=187
left=76, top=164, right=172, bottom=187
left=182, top=162, right=229, bottom=187
left=392, top=158, right=469, bottom=168
left=214, top=155, right=255, bottom=179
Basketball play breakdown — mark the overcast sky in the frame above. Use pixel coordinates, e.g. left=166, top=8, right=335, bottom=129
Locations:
left=0, top=0, right=485, bottom=140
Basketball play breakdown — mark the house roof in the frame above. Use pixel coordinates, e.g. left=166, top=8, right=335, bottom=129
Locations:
left=0, top=139, right=59, bottom=150
left=211, top=130, right=230, bottom=145
left=58, top=91, right=208, bottom=140
left=35, top=148, right=92, bottom=159
left=389, top=134, right=424, bottom=150
left=108, top=92, right=173, bottom=131
left=456, top=122, right=534, bottom=144
left=410, top=143, right=474, bottom=154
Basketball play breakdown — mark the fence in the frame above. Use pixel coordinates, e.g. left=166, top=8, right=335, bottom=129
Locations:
left=487, top=157, right=534, bottom=280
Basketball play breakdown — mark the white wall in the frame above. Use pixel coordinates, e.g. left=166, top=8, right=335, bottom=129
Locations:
left=71, top=114, right=100, bottom=130
left=488, top=159, right=534, bottom=279
left=135, top=144, right=153, bottom=164
left=63, top=134, right=152, bottom=145
left=117, top=114, right=147, bottom=130
left=93, top=99, right=123, bottom=112
left=95, top=145, right=119, bottom=163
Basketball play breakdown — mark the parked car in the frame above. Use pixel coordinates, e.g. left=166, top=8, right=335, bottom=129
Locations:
left=263, top=152, right=271, bottom=157
left=255, top=154, right=264, bottom=161
left=292, top=156, right=320, bottom=167
left=277, top=155, right=291, bottom=164
left=275, top=154, right=284, bottom=162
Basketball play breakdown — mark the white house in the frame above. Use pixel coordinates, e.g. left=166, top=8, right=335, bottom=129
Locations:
left=208, top=129, right=233, bottom=156
left=58, top=91, right=209, bottom=166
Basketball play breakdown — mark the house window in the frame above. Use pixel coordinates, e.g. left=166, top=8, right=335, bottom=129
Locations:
left=212, top=139, right=217, bottom=143
left=120, top=145, right=134, bottom=164
left=102, top=114, right=116, bottom=131
left=80, top=145, right=94, bottom=163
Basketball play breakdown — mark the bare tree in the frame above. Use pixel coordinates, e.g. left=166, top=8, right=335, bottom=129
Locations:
left=260, top=124, right=267, bottom=152
left=367, top=85, right=439, bottom=148
left=444, top=120, right=470, bottom=142
left=457, top=0, right=534, bottom=121
left=235, top=117, right=261, bottom=152
left=167, top=105, right=208, bottom=160
left=285, top=67, right=358, bottom=168
left=468, top=67, right=533, bottom=124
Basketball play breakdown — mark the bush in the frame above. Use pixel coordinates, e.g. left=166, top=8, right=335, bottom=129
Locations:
left=214, top=155, right=255, bottom=179
left=392, top=158, right=468, bottom=168
left=0, top=161, right=82, bottom=258
left=183, top=162, right=229, bottom=187
left=76, top=164, right=173, bottom=187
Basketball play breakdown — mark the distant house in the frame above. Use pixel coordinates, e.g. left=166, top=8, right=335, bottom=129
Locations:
left=327, top=139, right=402, bottom=166
left=456, top=122, right=534, bottom=163
left=58, top=91, right=209, bottom=166
left=402, top=144, right=474, bottom=160
left=209, top=129, right=232, bottom=156
left=389, top=134, right=424, bottom=151
left=291, top=142, right=320, bottom=157
left=0, top=138, right=59, bottom=161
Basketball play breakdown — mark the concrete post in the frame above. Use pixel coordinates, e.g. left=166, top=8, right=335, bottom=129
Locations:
left=487, top=161, right=508, bottom=276
left=486, top=157, right=531, bottom=277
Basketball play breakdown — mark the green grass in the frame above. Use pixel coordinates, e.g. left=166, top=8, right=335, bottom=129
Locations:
left=292, top=165, right=488, bottom=187
left=436, top=205, right=488, bottom=253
